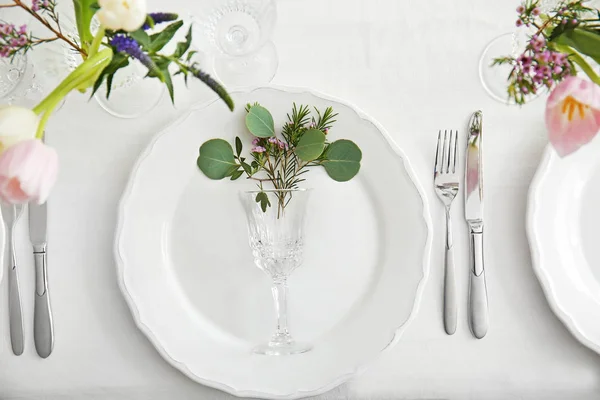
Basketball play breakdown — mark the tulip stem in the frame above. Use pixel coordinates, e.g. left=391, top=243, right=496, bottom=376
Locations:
left=88, top=26, right=106, bottom=58
left=33, top=48, right=113, bottom=137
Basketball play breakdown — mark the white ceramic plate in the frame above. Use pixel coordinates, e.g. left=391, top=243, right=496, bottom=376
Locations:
left=115, top=86, right=431, bottom=399
left=528, top=136, right=600, bottom=355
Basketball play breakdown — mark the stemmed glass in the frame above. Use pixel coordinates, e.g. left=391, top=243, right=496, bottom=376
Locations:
left=479, top=0, right=560, bottom=104
left=240, top=189, right=311, bottom=356
left=194, top=0, right=278, bottom=87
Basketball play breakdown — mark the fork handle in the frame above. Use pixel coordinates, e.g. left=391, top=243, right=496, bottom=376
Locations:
left=8, top=228, right=24, bottom=355
left=443, top=208, right=457, bottom=335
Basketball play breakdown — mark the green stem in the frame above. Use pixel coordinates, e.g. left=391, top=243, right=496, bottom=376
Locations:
left=88, top=25, right=106, bottom=58
left=33, top=48, right=113, bottom=137
left=553, top=43, right=600, bottom=85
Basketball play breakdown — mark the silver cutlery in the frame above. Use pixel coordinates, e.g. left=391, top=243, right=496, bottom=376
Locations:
left=434, top=129, right=459, bottom=335
left=465, top=111, right=489, bottom=339
left=1, top=203, right=25, bottom=355
left=29, top=201, right=54, bottom=358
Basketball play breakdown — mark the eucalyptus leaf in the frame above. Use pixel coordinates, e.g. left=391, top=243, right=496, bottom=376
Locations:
left=245, top=105, right=274, bottom=137
left=197, top=139, right=237, bottom=180
left=295, top=129, right=325, bottom=161
left=235, top=136, right=242, bottom=157
left=554, top=28, right=600, bottom=65
left=322, top=139, right=362, bottom=182
left=149, top=21, right=184, bottom=53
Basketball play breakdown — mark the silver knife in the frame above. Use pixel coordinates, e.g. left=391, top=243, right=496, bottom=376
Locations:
left=465, top=110, right=489, bottom=339
left=29, top=201, right=54, bottom=358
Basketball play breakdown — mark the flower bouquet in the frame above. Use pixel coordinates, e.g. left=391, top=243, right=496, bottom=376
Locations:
left=494, top=0, right=600, bottom=156
left=0, top=0, right=233, bottom=204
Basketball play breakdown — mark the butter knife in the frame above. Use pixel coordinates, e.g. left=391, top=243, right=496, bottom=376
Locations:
left=465, top=110, right=489, bottom=339
left=29, top=201, right=54, bottom=358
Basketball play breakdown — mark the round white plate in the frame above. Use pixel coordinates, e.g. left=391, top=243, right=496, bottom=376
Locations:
left=115, top=86, right=431, bottom=399
left=528, top=136, right=600, bottom=355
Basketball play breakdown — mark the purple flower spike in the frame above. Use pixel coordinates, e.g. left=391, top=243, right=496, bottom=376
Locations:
left=110, top=35, right=157, bottom=73
left=143, top=12, right=179, bottom=30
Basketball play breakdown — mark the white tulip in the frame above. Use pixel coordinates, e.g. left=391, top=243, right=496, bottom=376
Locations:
left=0, top=106, right=39, bottom=153
left=97, top=0, right=147, bottom=32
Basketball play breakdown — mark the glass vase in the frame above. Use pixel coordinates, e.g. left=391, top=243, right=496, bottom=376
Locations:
left=240, top=189, right=311, bottom=356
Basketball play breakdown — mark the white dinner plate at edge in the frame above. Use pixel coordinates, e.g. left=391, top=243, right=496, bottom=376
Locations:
left=115, top=85, right=432, bottom=399
left=528, top=137, right=600, bottom=355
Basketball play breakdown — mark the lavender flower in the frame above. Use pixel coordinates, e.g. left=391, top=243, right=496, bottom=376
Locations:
left=252, top=137, right=260, bottom=145
left=268, top=137, right=278, bottom=144
left=252, top=146, right=266, bottom=153
left=532, top=7, right=540, bottom=16
left=189, top=65, right=234, bottom=111
left=142, top=12, right=179, bottom=30
left=110, top=35, right=157, bottom=73
left=516, top=5, right=525, bottom=13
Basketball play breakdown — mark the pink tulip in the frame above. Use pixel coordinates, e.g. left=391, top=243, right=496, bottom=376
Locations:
left=0, top=139, right=58, bottom=204
left=545, top=76, right=600, bottom=157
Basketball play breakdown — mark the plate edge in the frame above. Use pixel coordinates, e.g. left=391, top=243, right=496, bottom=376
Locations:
left=526, top=145, right=600, bottom=355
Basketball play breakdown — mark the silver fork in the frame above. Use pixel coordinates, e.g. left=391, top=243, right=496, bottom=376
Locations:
left=434, top=130, right=459, bottom=335
left=1, top=203, right=25, bottom=355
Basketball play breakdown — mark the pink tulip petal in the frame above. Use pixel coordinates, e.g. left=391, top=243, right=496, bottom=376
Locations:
left=545, top=77, right=600, bottom=157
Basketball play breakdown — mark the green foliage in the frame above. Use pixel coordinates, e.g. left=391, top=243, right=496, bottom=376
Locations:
left=295, top=129, right=325, bottom=161
left=73, top=0, right=96, bottom=51
left=255, top=191, right=271, bottom=212
left=197, top=139, right=237, bottom=180
left=245, top=105, right=275, bottom=137
left=148, top=21, right=184, bottom=53
left=196, top=102, right=362, bottom=212
left=322, top=140, right=362, bottom=182
left=554, top=28, right=600, bottom=65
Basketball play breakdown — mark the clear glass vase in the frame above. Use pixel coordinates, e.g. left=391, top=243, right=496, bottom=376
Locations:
left=240, top=189, right=311, bottom=356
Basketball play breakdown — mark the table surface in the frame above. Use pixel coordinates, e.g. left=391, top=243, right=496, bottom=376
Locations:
left=2, top=0, right=600, bottom=399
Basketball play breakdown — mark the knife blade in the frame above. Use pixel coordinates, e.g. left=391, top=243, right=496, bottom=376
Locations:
left=465, top=110, right=489, bottom=339
left=28, top=201, right=54, bottom=358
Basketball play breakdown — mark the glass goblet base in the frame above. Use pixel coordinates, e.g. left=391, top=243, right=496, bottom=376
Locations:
left=253, top=333, right=312, bottom=356
left=213, top=41, right=278, bottom=88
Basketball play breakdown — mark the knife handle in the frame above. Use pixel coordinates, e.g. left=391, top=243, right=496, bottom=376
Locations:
left=34, top=250, right=54, bottom=358
left=468, top=228, right=488, bottom=339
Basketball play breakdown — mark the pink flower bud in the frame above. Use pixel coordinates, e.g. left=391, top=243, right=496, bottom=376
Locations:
left=0, top=139, right=58, bottom=204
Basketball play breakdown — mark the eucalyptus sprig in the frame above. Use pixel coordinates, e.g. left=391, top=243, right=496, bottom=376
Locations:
left=197, top=103, right=362, bottom=213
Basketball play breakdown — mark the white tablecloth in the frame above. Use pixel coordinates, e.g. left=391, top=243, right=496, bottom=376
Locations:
left=2, top=0, right=600, bottom=399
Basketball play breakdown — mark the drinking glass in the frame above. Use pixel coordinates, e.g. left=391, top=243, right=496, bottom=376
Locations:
left=0, top=54, right=28, bottom=101
left=240, top=189, right=311, bottom=356
left=194, top=0, right=278, bottom=87
left=479, top=0, right=560, bottom=104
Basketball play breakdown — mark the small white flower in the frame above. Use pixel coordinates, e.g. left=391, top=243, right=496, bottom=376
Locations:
left=0, top=105, right=38, bottom=153
left=97, top=0, right=147, bottom=32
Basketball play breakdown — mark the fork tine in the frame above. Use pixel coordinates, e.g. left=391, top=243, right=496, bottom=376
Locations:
left=434, top=130, right=442, bottom=173
left=442, top=130, right=450, bottom=173
left=452, top=130, right=458, bottom=173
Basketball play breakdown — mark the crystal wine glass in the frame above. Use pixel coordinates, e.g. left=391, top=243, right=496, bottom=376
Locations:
left=194, top=0, right=278, bottom=87
left=240, top=189, right=311, bottom=356
left=479, top=0, right=559, bottom=104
